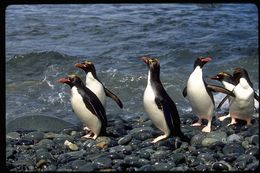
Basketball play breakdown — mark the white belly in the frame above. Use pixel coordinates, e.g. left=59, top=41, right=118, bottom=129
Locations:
left=143, top=84, right=170, bottom=135
left=71, top=87, right=101, bottom=135
left=187, top=73, right=214, bottom=120
left=86, top=75, right=106, bottom=107
left=229, top=84, right=254, bottom=120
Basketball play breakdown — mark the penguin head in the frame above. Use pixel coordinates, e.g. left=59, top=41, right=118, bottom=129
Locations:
left=75, top=60, right=96, bottom=75
left=58, top=74, right=84, bottom=88
left=194, top=56, right=212, bottom=69
left=210, top=71, right=233, bottom=82
left=233, top=67, right=252, bottom=86
left=140, top=56, right=160, bottom=72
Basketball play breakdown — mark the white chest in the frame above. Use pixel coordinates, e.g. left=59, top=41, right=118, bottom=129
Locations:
left=85, top=73, right=106, bottom=106
left=143, top=72, right=169, bottom=134
left=186, top=67, right=214, bottom=117
left=222, top=81, right=235, bottom=91
left=70, top=87, right=101, bottom=134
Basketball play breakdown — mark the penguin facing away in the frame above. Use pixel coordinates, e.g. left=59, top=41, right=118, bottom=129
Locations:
left=182, top=57, right=235, bottom=132
left=58, top=74, right=107, bottom=140
left=227, top=67, right=257, bottom=126
left=75, top=60, right=123, bottom=109
left=141, top=56, right=190, bottom=143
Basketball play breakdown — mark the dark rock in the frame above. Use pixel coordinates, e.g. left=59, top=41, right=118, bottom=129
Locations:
left=212, top=161, right=231, bottom=171
left=245, top=147, right=259, bottom=158
left=118, top=135, right=132, bottom=145
left=235, top=160, right=246, bottom=170
left=227, top=134, right=242, bottom=143
left=249, top=135, right=259, bottom=145
left=23, top=131, right=44, bottom=142
left=170, top=153, right=186, bottom=165
left=197, top=153, right=214, bottom=163
left=6, top=132, right=21, bottom=140
left=150, top=150, right=169, bottom=160
left=190, top=133, right=206, bottom=146
left=220, top=155, right=236, bottom=163
left=139, top=150, right=151, bottom=159
left=35, top=139, right=55, bottom=150
left=222, top=143, right=245, bottom=155
left=107, top=152, right=124, bottom=160
left=245, top=160, right=259, bottom=171
left=93, top=157, right=112, bottom=169
left=36, top=151, right=54, bottom=162
left=71, top=159, right=88, bottom=170
left=138, top=165, right=156, bottom=171
left=153, top=162, right=174, bottom=171
left=134, top=131, right=153, bottom=140
left=195, top=164, right=208, bottom=171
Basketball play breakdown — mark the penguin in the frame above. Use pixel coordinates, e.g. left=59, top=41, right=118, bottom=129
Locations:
left=227, top=67, right=257, bottom=126
left=75, top=60, right=123, bottom=109
left=182, top=57, right=235, bottom=132
left=210, top=71, right=237, bottom=121
left=58, top=74, right=107, bottom=140
left=141, top=56, right=190, bottom=143
left=211, top=71, right=259, bottom=122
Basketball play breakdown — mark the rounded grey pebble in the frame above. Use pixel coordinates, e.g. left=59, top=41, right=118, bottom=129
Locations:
left=222, top=143, right=245, bottom=155
left=139, top=150, right=151, bottom=159
left=153, top=162, right=174, bottom=171
left=6, top=132, right=21, bottom=140
left=170, top=153, right=185, bottom=165
left=245, top=160, right=259, bottom=171
left=138, top=165, right=156, bottom=171
left=71, top=159, right=88, bottom=170
left=93, top=157, right=112, bottom=169
left=118, top=135, right=132, bottom=145
left=23, top=131, right=45, bottom=142
left=245, top=147, right=259, bottom=157
left=36, top=151, right=54, bottom=162
left=201, top=138, right=219, bottom=147
left=227, top=134, right=242, bottom=143
left=249, top=135, right=259, bottom=145
left=150, top=150, right=169, bottom=160
left=190, top=133, right=206, bottom=146
left=36, top=139, right=55, bottom=150
left=212, top=161, right=231, bottom=171
left=79, top=163, right=96, bottom=172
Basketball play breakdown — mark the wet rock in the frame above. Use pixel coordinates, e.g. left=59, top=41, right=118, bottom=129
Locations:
left=249, top=135, right=259, bottom=145
left=36, top=139, right=55, bottom=150
left=93, top=157, right=112, bottom=169
left=153, top=162, right=174, bottom=171
left=6, top=132, right=21, bottom=140
left=222, top=143, right=245, bottom=155
left=118, top=135, right=132, bottom=145
left=190, top=133, right=206, bottom=146
left=245, top=147, right=259, bottom=158
left=245, top=160, right=259, bottom=171
left=170, top=153, right=186, bottom=165
left=227, top=134, right=242, bottom=143
left=150, top=150, right=169, bottom=160
left=138, top=165, right=156, bottom=171
left=36, top=150, right=54, bottom=162
left=201, top=138, right=219, bottom=147
left=206, top=131, right=227, bottom=143
left=212, top=161, right=232, bottom=171
left=23, top=131, right=44, bottom=142
left=64, top=140, right=78, bottom=151
left=71, top=159, right=88, bottom=170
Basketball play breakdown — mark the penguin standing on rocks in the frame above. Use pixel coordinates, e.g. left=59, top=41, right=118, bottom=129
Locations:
left=211, top=71, right=259, bottom=122
left=58, top=74, right=107, bottom=140
left=141, top=56, right=190, bottom=143
left=210, top=72, right=237, bottom=121
left=226, top=67, right=257, bottom=126
left=182, top=57, right=235, bottom=132
left=75, top=60, right=123, bottom=109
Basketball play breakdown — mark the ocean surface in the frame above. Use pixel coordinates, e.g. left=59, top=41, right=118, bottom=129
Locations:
left=5, top=4, right=259, bottom=125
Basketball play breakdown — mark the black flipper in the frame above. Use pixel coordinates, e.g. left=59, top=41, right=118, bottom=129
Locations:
left=104, top=87, right=123, bottom=108
left=217, top=95, right=230, bottom=109
left=182, top=86, right=187, bottom=97
left=206, top=84, right=235, bottom=97
left=77, top=87, right=107, bottom=135
left=155, top=87, right=190, bottom=143
left=254, top=92, right=259, bottom=102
